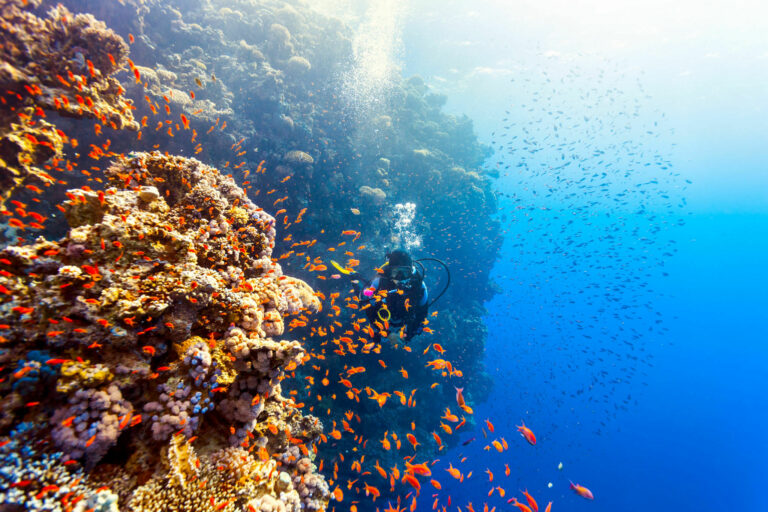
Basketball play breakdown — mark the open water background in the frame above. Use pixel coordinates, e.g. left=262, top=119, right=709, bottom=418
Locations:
left=390, top=0, right=768, bottom=510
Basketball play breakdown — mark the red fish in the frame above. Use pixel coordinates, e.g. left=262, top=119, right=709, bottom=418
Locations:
left=507, top=499, right=531, bottom=512
left=517, top=421, right=536, bottom=445
left=570, top=481, right=594, bottom=500
left=455, top=387, right=466, bottom=408
left=522, top=489, right=538, bottom=512
left=401, top=473, right=421, bottom=494
left=8, top=219, right=25, bottom=230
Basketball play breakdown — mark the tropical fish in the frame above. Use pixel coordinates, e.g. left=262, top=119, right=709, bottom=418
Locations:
left=522, top=489, right=538, bottom=512
left=517, top=421, right=536, bottom=445
left=570, top=481, right=594, bottom=500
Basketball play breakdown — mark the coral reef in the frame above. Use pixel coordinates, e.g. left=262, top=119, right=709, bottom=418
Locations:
left=0, top=152, right=327, bottom=510
left=0, top=0, right=504, bottom=508
left=0, top=0, right=137, bottom=204
left=127, top=435, right=325, bottom=512
left=0, top=422, right=120, bottom=511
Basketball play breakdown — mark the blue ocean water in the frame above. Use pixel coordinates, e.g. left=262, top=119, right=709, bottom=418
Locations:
left=396, top=1, right=768, bottom=510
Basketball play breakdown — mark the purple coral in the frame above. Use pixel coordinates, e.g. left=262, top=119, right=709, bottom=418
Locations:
left=50, top=384, right=132, bottom=466
left=143, top=382, right=202, bottom=441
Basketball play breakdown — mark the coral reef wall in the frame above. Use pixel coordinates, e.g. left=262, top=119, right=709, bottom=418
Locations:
left=0, top=0, right=137, bottom=205
left=0, top=152, right=329, bottom=511
left=1, top=0, right=503, bottom=510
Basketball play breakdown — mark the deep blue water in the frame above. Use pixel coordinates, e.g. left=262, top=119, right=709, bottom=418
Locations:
left=394, top=1, right=768, bottom=510
left=480, top=212, right=768, bottom=511
left=420, top=184, right=767, bottom=512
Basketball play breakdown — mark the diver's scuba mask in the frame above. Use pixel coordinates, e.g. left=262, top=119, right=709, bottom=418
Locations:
left=390, top=265, right=414, bottom=285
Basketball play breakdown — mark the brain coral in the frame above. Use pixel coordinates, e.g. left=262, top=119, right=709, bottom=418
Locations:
left=0, top=152, right=327, bottom=511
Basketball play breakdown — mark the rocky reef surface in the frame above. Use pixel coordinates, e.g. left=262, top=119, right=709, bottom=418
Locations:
left=0, top=152, right=328, bottom=511
left=0, top=0, right=137, bottom=205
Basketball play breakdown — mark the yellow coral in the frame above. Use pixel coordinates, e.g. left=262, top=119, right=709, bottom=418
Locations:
left=57, top=360, right=113, bottom=393
left=228, top=206, right=250, bottom=226
left=174, top=335, right=237, bottom=386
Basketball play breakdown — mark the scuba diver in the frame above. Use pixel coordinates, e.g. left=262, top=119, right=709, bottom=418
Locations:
left=332, top=249, right=450, bottom=343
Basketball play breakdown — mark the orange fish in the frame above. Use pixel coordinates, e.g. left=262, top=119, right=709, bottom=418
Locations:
left=8, top=219, right=26, bottom=230
left=509, top=499, right=532, bottom=512
left=426, top=359, right=448, bottom=370
left=517, top=421, right=536, bottom=445
left=442, top=408, right=459, bottom=423
left=569, top=481, right=593, bottom=500
left=364, top=483, right=381, bottom=501
left=401, top=473, right=421, bottom=493
left=374, top=460, right=387, bottom=479
left=522, top=489, right=538, bottom=512
left=455, top=387, right=466, bottom=407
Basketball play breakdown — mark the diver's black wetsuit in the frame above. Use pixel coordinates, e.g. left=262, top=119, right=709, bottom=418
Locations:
left=359, top=274, right=429, bottom=342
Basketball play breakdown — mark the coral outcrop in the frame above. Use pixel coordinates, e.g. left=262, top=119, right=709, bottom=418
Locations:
left=0, top=152, right=327, bottom=511
left=0, top=0, right=137, bottom=204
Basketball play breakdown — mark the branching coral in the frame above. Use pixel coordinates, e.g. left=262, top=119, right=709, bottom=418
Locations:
left=0, top=422, right=120, bottom=511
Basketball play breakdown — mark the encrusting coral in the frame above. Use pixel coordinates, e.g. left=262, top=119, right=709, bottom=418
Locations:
left=0, top=152, right=328, bottom=511
left=0, top=0, right=138, bottom=205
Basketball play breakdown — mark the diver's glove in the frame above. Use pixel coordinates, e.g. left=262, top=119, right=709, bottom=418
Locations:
left=404, top=324, right=422, bottom=342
